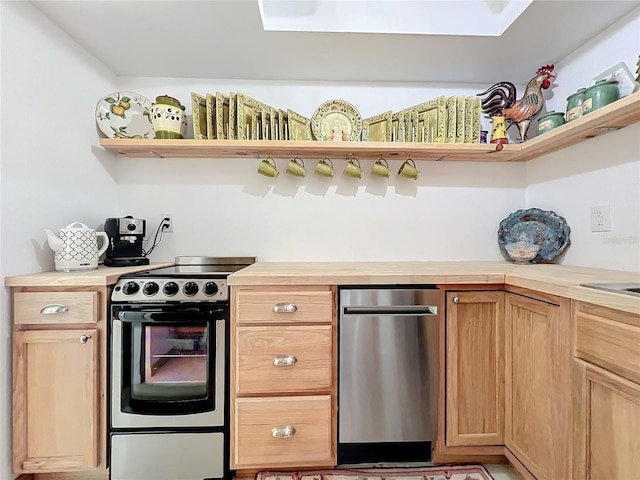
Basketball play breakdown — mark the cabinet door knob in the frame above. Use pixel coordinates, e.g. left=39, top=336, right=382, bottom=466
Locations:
left=271, top=425, right=296, bottom=438
left=273, top=303, right=297, bottom=313
left=452, top=296, right=459, bottom=304
left=40, top=304, right=69, bottom=315
left=273, top=354, right=298, bottom=366
left=80, top=335, right=92, bottom=344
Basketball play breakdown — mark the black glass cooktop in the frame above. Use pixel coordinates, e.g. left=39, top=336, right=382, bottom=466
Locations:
left=125, top=256, right=255, bottom=278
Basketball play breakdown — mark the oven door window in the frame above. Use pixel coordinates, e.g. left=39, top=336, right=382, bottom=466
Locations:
left=121, top=320, right=215, bottom=415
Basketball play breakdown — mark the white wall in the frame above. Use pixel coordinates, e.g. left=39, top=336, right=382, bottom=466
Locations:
left=0, top=2, right=5, bottom=477
left=527, top=6, right=640, bottom=272
left=115, top=78, right=527, bottom=263
left=526, top=124, right=640, bottom=272
left=0, top=3, right=119, bottom=478
left=544, top=6, right=640, bottom=115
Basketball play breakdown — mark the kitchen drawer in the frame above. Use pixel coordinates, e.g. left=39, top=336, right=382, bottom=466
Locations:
left=234, top=395, right=333, bottom=468
left=14, top=291, right=98, bottom=325
left=576, top=308, right=640, bottom=385
left=235, top=290, right=332, bottom=325
left=235, top=325, right=332, bottom=395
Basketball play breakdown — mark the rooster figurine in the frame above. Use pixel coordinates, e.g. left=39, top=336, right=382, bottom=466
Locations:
left=477, top=65, right=556, bottom=142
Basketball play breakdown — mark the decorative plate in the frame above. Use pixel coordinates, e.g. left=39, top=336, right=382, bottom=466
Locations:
left=498, top=208, right=571, bottom=263
left=287, top=109, right=313, bottom=141
left=95, top=91, right=153, bottom=139
left=192, top=92, right=208, bottom=139
left=404, top=95, right=447, bottom=143
left=362, top=110, right=392, bottom=142
left=311, top=99, right=362, bottom=142
left=215, top=92, right=230, bottom=140
left=445, top=96, right=457, bottom=143
left=391, top=110, right=405, bottom=142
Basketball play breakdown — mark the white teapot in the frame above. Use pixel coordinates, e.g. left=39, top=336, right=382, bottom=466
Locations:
left=44, top=222, right=109, bottom=271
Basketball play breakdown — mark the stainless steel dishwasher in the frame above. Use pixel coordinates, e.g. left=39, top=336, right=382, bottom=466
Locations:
left=338, top=287, right=439, bottom=464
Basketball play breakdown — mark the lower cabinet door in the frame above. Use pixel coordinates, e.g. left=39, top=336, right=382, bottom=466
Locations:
left=234, top=395, right=333, bottom=468
left=446, top=291, right=504, bottom=446
left=574, top=360, right=640, bottom=480
left=13, top=329, right=99, bottom=473
left=505, top=293, right=572, bottom=480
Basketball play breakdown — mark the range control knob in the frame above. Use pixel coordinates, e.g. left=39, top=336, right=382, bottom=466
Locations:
left=122, top=282, right=140, bottom=295
left=183, top=281, right=199, bottom=296
left=163, top=281, right=179, bottom=296
left=143, top=282, right=159, bottom=296
left=203, top=281, right=219, bottom=296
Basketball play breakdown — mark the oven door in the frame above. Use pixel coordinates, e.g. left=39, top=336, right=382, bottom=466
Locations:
left=110, top=303, right=227, bottom=429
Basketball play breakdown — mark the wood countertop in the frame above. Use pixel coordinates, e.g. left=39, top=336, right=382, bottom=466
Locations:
left=505, top=263, right=640, bottom=314
left=5, top=261, right=638, bottom=314
left=228, top=261, right=640, bottom=314
left=227, top=261, right=517, bottom=285
left=3, top=263, right=173, bottom=287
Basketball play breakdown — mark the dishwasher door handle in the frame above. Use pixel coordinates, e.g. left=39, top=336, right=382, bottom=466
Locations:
left=342, top=306, right=437, bottom=316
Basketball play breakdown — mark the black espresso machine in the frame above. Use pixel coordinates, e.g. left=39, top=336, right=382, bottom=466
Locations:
left=104, top=216, right=149, bottom=267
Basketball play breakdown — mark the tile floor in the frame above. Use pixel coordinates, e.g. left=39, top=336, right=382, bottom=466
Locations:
left=484, top=463, right=522, bottom=480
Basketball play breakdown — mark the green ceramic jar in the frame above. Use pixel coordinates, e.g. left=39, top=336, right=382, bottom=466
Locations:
left=565, top=88, right=586, bottom=122
left=150, top=95, right=187, bottom=139
left=537, top=111, right=566, bottom=135
left=583, top=80, right=619, bottom=114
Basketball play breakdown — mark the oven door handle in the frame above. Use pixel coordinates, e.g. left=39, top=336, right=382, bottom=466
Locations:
left=114, top=309, right=225, bottom=323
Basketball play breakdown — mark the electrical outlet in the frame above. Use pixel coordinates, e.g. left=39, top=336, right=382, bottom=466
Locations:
left=161, top=214, right=174, bottom=233
left=590, top=205, right=611, bottom=232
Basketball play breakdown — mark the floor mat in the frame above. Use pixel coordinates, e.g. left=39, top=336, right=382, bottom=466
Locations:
left=256, top=465, right=494, bottom=480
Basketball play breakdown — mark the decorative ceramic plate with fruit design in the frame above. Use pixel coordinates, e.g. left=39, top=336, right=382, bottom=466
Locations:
left=95, top=91, right=153, bottom=139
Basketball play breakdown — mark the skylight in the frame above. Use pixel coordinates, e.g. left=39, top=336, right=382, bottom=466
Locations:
left=258, top=0, right=534, bottom=36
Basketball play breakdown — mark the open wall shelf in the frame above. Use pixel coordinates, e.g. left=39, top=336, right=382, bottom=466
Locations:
left=100, top=91, right=640, bottom=163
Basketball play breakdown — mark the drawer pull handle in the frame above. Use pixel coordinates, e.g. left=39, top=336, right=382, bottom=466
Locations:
left=452, top=296, right=459, bottom=304
left=271, top=425, right=296, bottom=438
left=273, top=303, right=297, bottom=313
left=40, top=304, right=69, bottom=315
left=80, top=335, right=92, bottom=344
left=273, top=354, right=298, bottom=366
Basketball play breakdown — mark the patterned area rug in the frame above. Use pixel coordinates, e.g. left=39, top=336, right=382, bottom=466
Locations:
left=256, top=466, right=494, bottom=480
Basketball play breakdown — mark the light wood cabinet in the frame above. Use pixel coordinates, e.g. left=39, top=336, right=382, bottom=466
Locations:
left=445, top=291, right=504, bottom=447
left=504, top=291, right=572, bottom=480
left=10, top=287, right=108, bottom=476
left=13, top=329, right=99, bottom=472
left=235, top=325, right=333, bottom=395
left=573, top=303, right=640, bottom=480
left=235, top=290, right=332, bottom=325
left=231, top=285, right=336, bottom=471
left=235, top=396, right=333, bottom=467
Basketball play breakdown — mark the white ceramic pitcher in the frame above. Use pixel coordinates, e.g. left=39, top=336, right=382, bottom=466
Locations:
left=44, top=222, right=109, bottom=271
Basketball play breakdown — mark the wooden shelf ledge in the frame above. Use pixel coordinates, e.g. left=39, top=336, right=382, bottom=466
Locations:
left=99, top=138, right=521, bottom=162
left=100, top=90, right=640, bottom=163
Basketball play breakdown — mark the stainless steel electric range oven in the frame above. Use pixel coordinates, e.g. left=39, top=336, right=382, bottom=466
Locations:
left=109, top=257, right=254, bottom=480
